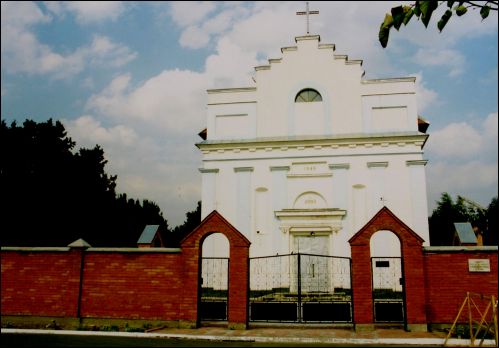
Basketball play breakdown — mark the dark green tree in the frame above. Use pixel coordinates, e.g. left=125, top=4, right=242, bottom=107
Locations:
left=428, top=192, right=493, bottom=245
left=485, top=197, right=498, bottom=245
left=0, top=119, right=169, bottom=247
left=379, top=1, right=498, bottom=48
left=169, top=201, right=202, bottom=247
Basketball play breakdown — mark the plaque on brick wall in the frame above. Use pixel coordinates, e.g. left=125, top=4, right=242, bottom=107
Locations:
left=468, top=259, right=490, bottom=272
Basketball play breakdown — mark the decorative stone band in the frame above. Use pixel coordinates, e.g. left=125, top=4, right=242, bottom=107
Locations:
left=269, top=166, right=290, bottom=172
left=199, top=168, right=219, bottom=173
left=329, top=163, right=350, bottom=170
left=233, top=167, right=254, bottom=172
left=367, top=161, right=389, bottom=168
left=406, top=160, right=428, bottom=166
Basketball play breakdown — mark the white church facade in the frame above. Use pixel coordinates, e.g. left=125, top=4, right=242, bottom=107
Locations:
left=197, top=34, right=430, bottom=259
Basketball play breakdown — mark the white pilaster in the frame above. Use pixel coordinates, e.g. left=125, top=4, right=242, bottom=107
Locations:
left=234, top=167, right=253, bottom=239
left=329, top=163, right=350, bottom=210
left=199, top=168, right=219, bottom=219
left=367, top=161, right=388, bottom=216
left=271, top=166, right=289, bottom=254
left=407, top=160, right=430, bottom=245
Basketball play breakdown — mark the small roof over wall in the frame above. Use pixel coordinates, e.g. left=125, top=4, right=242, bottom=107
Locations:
left=453, top=222, right=477, bottom=245
left=68, top=238, right=91, bottom=248
left=137, top=225, right=165, bottom=247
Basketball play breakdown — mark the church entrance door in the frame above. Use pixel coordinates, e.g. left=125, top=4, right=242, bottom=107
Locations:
left=293, top=235, right=329, bottom=293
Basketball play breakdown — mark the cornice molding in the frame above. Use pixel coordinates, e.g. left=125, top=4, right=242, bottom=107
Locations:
left=197, top=133, right=428, bottom=154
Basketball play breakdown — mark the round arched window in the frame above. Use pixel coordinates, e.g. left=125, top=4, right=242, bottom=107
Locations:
left=295, top=88, right=322, bottom=103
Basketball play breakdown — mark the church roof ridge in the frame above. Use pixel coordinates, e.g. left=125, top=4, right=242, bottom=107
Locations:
left=280, top=46, right=298, bottom=53
left=267, top=36, right=362, bottom=73
left=346, top=59, right=363, bottom=66
left=295, top=34, right=321, bottom=42
left=255, top=65, right=271, bottom=71
left=318, top=43, right=335, bottom=51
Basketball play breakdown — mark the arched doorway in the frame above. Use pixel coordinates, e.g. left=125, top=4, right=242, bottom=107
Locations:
left=180, top=210, right=250, bottom=329
left=370, top=230, right=405, bottom=323
left=200, top=233, right=230, bottom=321
left=349, top=206, right=426, bottom=331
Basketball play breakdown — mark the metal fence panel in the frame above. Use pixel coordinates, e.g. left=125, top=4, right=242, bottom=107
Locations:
left=371, top=257, right=404, bottom=323
left=249, top=253, right=352, bottom=323
left=201, top=257, right=228, bottom=321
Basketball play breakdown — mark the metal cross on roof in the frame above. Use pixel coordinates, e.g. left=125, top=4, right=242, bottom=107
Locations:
left=296, top=2, right=319, bottom=35
left=380, top=196, right=388, bottom=206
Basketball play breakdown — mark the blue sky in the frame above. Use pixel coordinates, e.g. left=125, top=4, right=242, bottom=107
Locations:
left=2, top=1, right=497, bottom=227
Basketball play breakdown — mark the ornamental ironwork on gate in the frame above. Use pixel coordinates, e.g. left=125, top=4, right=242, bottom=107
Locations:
left=200, top=257, right=229, bottom=321
left=371, top=257, right=405, bottom=323
left=249, top=253, right=352, bottom=323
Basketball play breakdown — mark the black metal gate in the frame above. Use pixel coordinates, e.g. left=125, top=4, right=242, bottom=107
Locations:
left=200, top=257, right=228, bottom=321
left=249, top=253, right=352, bottom=323
left=371, top=257, right=405, bottom=323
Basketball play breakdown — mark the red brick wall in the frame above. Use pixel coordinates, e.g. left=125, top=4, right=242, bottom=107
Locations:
left=80, top=252, right=182, bottom=320
left=424, top=249, right=498, bottom=324
left=350, top=245, right=373, bottom=324
left=403, top=246, right=427, bottom=325
left=1, top=249, right=183, bottom=321
left=1, top=249, right=81, bottom=317
left=2, top=217, right=497, bottom=328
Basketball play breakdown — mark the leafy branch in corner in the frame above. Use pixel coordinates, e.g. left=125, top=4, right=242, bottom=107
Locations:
left=379, top=1, right=498, bottom=48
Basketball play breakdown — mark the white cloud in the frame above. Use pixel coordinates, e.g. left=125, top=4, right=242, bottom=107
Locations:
left=179, top=26, right=211, bottom=49
left=63, top=114, right=202, bottom=226
left=413, top=48, right=465, bottom=77
left=64, top=115, right=138, bottom=147
left=427, top=161, right=498, bottom=210
left=1, top=2, right=135, bottom=78
left=226, top=2, right=301, bottom=58
left=428, top=122, right=482, bottom=158
left=427, top=112, right=498, bottom=159
left=204, top=37, right=258, bottom=87
left=483, top=112, right=499, bottom=139
left=169, top=1, right=216, bottom=27
left=426, top=112, right=498, bottom=211
left=174, top=2, right=250, bottom=50
left=85, top=35, right=137, bottom=68
left=412, top=72, right=439, bottom=114
left=58, top=1, right=126, bottom=24
left=1, top=1, right=51, bottom=26
left=86, top=70, right=210, bottom=133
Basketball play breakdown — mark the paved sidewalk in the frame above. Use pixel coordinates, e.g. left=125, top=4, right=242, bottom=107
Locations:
left=150, top=325, right=497, bottom=346
left=2, top=326, right=497, bottom=346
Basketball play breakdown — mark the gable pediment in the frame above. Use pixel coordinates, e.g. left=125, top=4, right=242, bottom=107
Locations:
left=349, top=206, right=425, bottom=246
